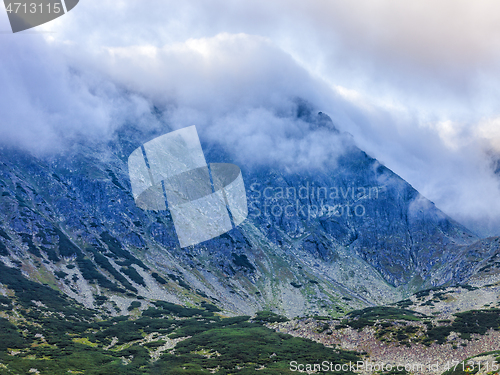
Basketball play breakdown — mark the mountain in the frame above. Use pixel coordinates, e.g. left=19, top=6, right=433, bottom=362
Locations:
left=0, top=102, right=495, bottom=318
left=0, top=261, right=362, bottom=374
left=270, top=282, right=500, bottom=375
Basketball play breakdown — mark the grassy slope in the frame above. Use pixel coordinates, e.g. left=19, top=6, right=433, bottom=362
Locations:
left=0, top=263, right=361, bottom=375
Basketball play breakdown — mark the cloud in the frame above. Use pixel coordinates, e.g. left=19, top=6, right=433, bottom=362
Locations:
left=1, top=1, right=500, bottom=235
left=0, top=34, right=155, bottom=153
left=57, top=32, right=352, bottom=170
left=45, top=0, right=500, bottom=112
left=83, top=34, right=320, bottom=113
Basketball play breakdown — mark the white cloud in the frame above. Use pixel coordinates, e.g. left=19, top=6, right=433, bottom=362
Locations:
left=1, top=1, right=500, bottom=235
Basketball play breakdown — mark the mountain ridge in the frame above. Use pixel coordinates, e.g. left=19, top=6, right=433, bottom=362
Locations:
left=0, top=104, right=495, bottom=317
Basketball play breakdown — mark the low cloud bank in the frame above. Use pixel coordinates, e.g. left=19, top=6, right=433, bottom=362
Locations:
left=1, top=2, right=500, bottom=235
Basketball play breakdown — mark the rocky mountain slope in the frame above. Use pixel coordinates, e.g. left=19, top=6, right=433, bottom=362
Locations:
left=0, top=103, right=495, bottom=317
left=0, top=258, right=498, bottom=374
left=270, top=279, right=500, bottom=375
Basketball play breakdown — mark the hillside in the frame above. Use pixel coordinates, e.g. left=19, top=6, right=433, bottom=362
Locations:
left=0, top=107, right=491, bottom=318
left=270, top=280, right=500, bottom=375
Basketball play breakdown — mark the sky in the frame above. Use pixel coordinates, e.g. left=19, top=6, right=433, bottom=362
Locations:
left=1, top=0, right=500, bottom=236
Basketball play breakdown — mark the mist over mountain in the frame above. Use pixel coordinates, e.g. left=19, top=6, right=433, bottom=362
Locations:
left=1, top=23, right=499, bottom=316
left=1, top=99, right=497, bottom=318
left=3, top=3, right=500, bottom=373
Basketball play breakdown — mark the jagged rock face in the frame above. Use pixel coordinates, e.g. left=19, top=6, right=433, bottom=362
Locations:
left=0, top=107, right=486, bottom=317
left=240, top=145, right=476, bottom=288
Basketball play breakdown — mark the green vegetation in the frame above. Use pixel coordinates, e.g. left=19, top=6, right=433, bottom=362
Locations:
left=76, top=255, right=125, bottom=293
left=0, top=295, right=13, bottom=311
left=0, top=267, right=362, bottom=374
left=338, top=307, right=425, bottom=331
left=348, top=307, right=425, bottom=321
left=414, top=287, right=447, bottom=299
left=0, top=262, right=92, bottom=317
left=254, top=311, right=289, bottom=323
left=424, top=308, right=500, bottom=344
left=0, top=318, right=26, bottom=351
left=200, top=301, right=221, bottom=312
left=54, top=227, right=80, bottom=258
left=375, top=324, right=421, bottom=347
left=0, top=228, right=11, bottom=240
left=231, top=252, right=255, bottom=272
left=54, top=270, right=68, bottom=279
left=91, top=250, right=138, bottom=293
left=394, top=299, right=413, bottom=308
left=151, top=272, right=167, bottom=284
left=127, top=301, right=141, bottom=311
left=32, top=228, right=148, bottom=295
left=100, top=231, right=148, bottom=270
left=167, top=324, right=359, bottom=374
left=106, top=169, right=126, bottom=190
left=35, top=229, right=59, bottom=262
left=378, top=369, right=410, bottom=375
left=336, top=302, right=500, bottom=348
left=120, top=266, right=146, bottom=287
left=21, top=233, right=41, bottom=257
left=94, top=295, right=108, bottom=306
left=166, top=273, right=191, bottom=290
left=0, top=240, right=8, bottom=256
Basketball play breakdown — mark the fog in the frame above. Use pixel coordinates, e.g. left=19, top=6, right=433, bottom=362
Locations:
left=1, top=0, right=500, bottom=235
